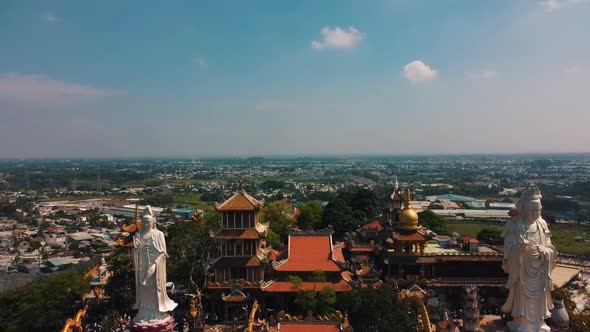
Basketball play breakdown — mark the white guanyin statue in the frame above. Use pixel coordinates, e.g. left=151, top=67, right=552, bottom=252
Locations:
left=132, top=206, right=177, bottom=324
left=501, top=184, right=557, bottom=332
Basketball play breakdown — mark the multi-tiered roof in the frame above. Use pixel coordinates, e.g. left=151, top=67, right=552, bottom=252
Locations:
left=262, top=231, right=353, bottom=293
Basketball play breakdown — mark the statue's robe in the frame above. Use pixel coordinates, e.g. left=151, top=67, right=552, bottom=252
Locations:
left=501, top=217, right=557, bottom=327
left=133, top=229, right=177, bottom=322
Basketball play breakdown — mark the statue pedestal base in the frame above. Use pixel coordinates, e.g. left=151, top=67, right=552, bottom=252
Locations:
left=132, top=315, right=175, bottom=332
left=507, top=317, right=550, bottom=332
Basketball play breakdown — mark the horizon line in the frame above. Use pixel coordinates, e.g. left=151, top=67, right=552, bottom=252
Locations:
left=1, top=151, right=590, bottom=161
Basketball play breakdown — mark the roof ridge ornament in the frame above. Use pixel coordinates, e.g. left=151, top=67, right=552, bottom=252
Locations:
left=238, top=180, right=244, bottom=193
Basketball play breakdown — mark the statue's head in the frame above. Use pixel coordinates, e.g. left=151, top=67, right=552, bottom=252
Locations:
left=142, top=214, right=157, bottom=230
left=518, top=183, right=542, bottom=222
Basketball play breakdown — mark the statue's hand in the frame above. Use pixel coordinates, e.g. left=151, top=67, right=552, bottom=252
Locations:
left=148, top=264, right=156, bottom=276
left=536, top=245, right=551, bottom=261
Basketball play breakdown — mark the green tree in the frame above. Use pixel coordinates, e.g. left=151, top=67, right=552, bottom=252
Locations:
left=105, top=248, right=135, bottom=311
left=260, top=200, right=293, bottom=246
left=203, top=210, right=221, bottom=232
left=265, top=229, right=282, bottom=249
left=323, top=188, right=380, bottom=236
left=317, top=287, right=337, bottom=315
left=167, top=219, right=216, bottom=291
left=323, top=198, right=359, bottom=236
left=350, top=188, right=380, bottom=220
left=0, top=270, right=90, bottom=332
left=140, top=193, right=174, bottom=207
left=311, top=269, right=327, bottom=282
left=338, top=283, right=414, bottom=332
left=289, top=271, right=335, bottom=315
left=417, top=210, right=448, bottom=234
left=297, top=201, right=323, bottom=230
left=477, top=228, right=503, bottom=243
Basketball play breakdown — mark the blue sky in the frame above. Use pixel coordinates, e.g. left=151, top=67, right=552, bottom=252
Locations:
left=0, top=0, right=589, bottom=158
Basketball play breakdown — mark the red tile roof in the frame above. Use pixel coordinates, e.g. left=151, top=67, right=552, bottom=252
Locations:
left=279, top=323, right=341, bottom=332
left=213, top=229, right=261, bottom=239
left=348, top=246, right=377, bottom=253
left=393, top=232, right=427, bottom=242
left=361, top=220, right=384, bottom=232
left=262, top=277, right=352, bottom=293
left=210, top=256, right=261, bottom=268
left=273, top=234, right=342, bottom=272
left=459, top=236, right=479, bottom=243
left=216, top=191, right=263, bottom=211
left=332, top=244, right=345, bottom=265
left=269, top=249, right=283, bottom=261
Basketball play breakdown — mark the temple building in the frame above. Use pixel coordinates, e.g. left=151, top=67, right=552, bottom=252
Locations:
left=382, top=187, right=505, bottom=284
left=206, top=185, right=270, bottom=322
left=261, top=230, right=353, bottom=312
left=382, top=186, right=507, bottom=310
left=388, top=190, right=428, bottom=256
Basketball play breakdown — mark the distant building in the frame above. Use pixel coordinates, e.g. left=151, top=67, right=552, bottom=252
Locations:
left=426, top=194, right=476, bottom=202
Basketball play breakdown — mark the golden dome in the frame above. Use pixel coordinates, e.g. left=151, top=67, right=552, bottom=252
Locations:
left=399, top=208, right=420, bottom=231
left=398, top=190, right=420, bottom=231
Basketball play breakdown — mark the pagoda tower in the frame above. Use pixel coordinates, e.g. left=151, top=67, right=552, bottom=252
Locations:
left=207, top=184, right=269, bottom=322
left=385, top=178, right=404, bottom=226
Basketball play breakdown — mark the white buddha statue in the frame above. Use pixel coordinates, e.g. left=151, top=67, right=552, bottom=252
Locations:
left=501, top=184, right=557, bottom=332
left=132, top=207, right=177, bottom=324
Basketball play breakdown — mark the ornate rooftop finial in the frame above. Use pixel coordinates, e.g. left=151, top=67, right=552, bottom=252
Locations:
left=394, top=177, right=399, bottom=190
left=404, top=188, right=412, bottom=208
left=238, top=180, right=244, bottom=193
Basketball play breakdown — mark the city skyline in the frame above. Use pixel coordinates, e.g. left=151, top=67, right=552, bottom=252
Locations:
left=1, top=0, right=590, bottom=158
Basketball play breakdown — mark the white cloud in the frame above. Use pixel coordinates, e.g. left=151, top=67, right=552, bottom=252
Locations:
left=311, top=26, right=364, bottom=50
left=541, top=0, right=586, bottom=12
left=44, top=12, right=59, bottom=23
left=467, top=69, right=498, bottom=80
left=0, top=73, right=122, bottom=107
left=402, top=60, right=438, bottom=83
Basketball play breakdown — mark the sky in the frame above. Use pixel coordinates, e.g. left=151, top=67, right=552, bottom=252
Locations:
left=0, top=0, right=589, bottom=158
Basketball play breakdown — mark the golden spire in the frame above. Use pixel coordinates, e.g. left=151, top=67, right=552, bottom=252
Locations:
left=404, top=189, right=413, bottom=209
left=399, top=188, right=420, bottom=231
